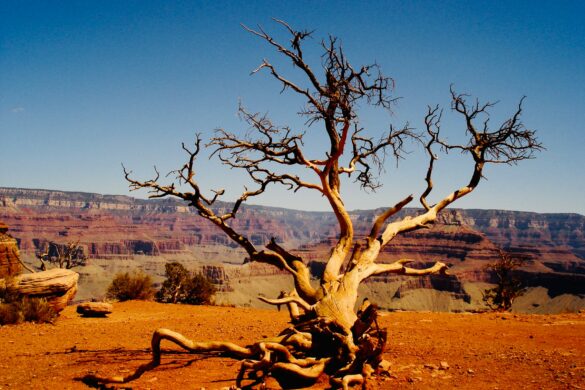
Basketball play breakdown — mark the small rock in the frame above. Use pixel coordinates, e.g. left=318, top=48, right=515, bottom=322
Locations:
left=468, top=369, right=475, bottom=374
left=377, top=359, right=391, bottom=374
left=76, top=302, right=113, bottom=317
left=424, top=363, right=438, bottom=370
left=439, top=361, right=450, bottom=370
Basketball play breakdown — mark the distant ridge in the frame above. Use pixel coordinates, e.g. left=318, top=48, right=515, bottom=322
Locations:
left=1, top=186, right=582, bottom=217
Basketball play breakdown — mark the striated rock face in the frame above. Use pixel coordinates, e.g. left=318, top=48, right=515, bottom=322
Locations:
left=1, top=186, right=584, bottom=310
left=393, top=274, right=471, bottom=303
left=0, top=187, right=333, bottom=261
left=0, top=222, right=22, bottom=278
left=198, top=263, right=289, bottom=292
left=1, top=268, right=79, bottom=313
left=455, top=209, right=585, bottom=265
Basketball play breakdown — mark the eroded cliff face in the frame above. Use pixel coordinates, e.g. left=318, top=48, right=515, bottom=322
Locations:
left=1, top=187, right=584, bottom=312
left=0, top=222, right=22, bottom=278
left=0, top=187, right=334, bottom=261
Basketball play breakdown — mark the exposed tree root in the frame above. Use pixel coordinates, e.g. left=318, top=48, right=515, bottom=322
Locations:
left=331, top=373, right=364, bottom=390
left=82, top=328, right=254, bottom=386
left=82, top=306, right=388, bottom=389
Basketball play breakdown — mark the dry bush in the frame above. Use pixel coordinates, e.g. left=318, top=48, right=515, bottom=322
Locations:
left=0, top=297, right=56, bottom=325
left=0, top=303, right=22, bottom=325
left=106, top=271, right=155, bottom=301
left=19, top=297, right=57, bottom=323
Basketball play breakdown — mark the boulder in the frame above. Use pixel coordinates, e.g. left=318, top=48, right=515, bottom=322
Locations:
left=0, top=268, right=79, bottom=313
left=77, top=302, right=113, bottom=317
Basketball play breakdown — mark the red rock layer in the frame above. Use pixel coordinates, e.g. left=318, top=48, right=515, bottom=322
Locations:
left=0, top=223, right=22, bottom=278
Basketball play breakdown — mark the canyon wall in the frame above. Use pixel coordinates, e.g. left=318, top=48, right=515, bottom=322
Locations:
left=1, top=187, right=584, bottom=312
left=0, top=222, right=22, bottom=278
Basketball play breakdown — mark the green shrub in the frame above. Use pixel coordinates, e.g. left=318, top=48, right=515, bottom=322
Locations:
left=483, top=251, right=527, bottom=311
left=156, top=262, right=216, bottom=305
left=106, top=270, right=154, bottom=301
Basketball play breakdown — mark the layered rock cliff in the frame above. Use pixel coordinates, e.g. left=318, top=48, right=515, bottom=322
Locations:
left=0, top=222, right=22, bottom=277
left=1, top=187, right=584, bottom=311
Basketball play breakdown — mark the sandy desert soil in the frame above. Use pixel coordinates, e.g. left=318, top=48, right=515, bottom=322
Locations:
left=0, top=301, right=584, bottom=389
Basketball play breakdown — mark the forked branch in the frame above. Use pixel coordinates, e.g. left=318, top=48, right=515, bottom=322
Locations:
left=377, top=89, right=542, bottom=249
left=124, top=135, right=319, bottom=302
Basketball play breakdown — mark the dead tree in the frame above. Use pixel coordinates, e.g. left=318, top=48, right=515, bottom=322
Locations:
left=84, top=20, right=543, bottom=389
left=36, top=241, right=86, bottom=271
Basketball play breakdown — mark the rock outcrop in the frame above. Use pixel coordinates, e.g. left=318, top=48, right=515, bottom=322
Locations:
left=0, top=222, right=22, bottom=278
left=1, top=268, right=79, bottom=312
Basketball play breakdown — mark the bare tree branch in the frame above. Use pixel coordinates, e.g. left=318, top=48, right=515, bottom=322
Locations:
left=343, top=124, right=419, bottom=191
left=420, top=105, right=442, bottom=210
left=377, top=89, right=543, bottom=250
left=368, top=195, right=413, bottom=242
left=362, top=259, right=448, bottom=279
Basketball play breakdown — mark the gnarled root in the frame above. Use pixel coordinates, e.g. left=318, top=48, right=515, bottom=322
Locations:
left=82, top=304, right=388, bottom=389
left=237, top=342, right=329, bottom=389
left=82, top=328, right=254, bottom=385
left=331, top=373, right=364, bottom=390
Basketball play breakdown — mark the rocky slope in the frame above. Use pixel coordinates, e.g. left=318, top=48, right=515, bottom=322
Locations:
left=1, top=187, right=584, bottom=312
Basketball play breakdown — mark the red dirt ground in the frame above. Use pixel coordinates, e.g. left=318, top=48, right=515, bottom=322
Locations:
left=0, top=301, right=584, bottom=389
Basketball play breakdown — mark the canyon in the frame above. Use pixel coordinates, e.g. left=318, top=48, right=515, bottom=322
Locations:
left=1, top=186, right=584, bottom=313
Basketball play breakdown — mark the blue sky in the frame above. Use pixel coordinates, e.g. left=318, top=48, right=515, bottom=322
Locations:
left=1, top=1, right=584, bottom=215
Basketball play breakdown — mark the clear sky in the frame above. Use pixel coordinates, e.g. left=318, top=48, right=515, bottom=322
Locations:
left=1, top=1, right=584, bottom=215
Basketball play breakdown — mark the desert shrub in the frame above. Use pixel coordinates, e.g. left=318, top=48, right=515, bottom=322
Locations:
left=0, top=277, right=17, bottom=303
left=0, top=297, right=56, bottom=325
left=106, top=271, right=154, bottom=301
left=0, top=303, right=22, bottom=325
left=184, top=273, right=216, bottom=305
left=156, top=262, right=216, bottom=305
left=18, top=297, right=57, bottom=323
left=483, top=251, right=527, bottom=311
